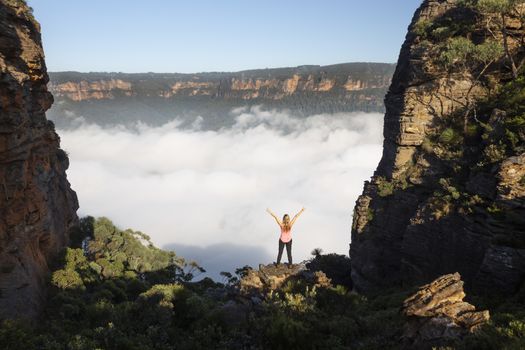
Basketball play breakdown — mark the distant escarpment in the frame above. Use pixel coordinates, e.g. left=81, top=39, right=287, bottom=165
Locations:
left=0, top=0, right=78, bottom=318
left=351, top=0, right=525, bottom=295
left=47, top=63, right=394, bottom=129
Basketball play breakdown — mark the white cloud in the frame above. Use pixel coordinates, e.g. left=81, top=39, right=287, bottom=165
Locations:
left=59, top=108, right=383, bottom=278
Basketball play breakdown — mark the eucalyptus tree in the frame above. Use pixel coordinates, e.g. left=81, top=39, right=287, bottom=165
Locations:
left=460, top=0, right=525, bottom=78
left=439, top=36, right=504, bottom=129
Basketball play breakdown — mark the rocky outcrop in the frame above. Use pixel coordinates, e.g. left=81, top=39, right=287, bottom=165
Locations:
left=402, top=273, right=489, bottom=348
left=0, top=0, right=78, bottom=319
left=239, top=263, right=331, bottom=295
left=198, top=263, right=333, bottom=331
left=46, top=63, right=394, bottom=129
left=350, top=0, right=525, bottom=295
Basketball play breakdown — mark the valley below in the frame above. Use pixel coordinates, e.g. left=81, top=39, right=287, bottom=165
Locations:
left=57, top=109, right=384, bottom=280
left=46, top=63, right=393, bottom=279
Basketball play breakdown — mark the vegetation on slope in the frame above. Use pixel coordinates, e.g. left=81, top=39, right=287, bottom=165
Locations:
left=0, top=217, right=522, bottom=349
left=0, top=217, right=406, bottom=349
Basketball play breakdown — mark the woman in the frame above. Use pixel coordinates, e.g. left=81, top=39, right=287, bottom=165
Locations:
left=266, top=207, right=305, bottom=267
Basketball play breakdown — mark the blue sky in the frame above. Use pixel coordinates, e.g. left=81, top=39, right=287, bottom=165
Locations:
left=28, top=0, right=422, bottom=73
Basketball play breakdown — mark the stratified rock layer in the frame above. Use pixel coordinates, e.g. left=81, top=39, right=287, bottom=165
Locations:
left=0, top=0, right=78, bottom=319
left=402, top=273, right=489, bottom=348
left=48, top=66, right=394, bottom=102
left=350, top=0, right=525, bottom=295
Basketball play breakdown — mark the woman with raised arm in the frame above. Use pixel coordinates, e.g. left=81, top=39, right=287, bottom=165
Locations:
left=266, top=207, right=305, bottom=268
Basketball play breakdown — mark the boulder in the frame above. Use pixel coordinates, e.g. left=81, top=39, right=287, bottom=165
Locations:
left=402, top=273, right=489, bottom=347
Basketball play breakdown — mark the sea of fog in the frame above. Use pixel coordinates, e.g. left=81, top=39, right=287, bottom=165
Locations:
left=57, top=107, right=384, bottom=280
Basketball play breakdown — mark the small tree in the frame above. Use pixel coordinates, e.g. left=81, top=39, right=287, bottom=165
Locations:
left=460, top=0, right=525, bottom=78
left=310, top=248, right=323, bottom=258
left=439, top=37, right=504, bottom=129
left=219, top=271, right=238, bottom=285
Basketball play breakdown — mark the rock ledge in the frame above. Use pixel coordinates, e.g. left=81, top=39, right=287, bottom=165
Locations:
left=402, top=273, right=490, bottom=346
left=239, top=263, right=331, bottom=294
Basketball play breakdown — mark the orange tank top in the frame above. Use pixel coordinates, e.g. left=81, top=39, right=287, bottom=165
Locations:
left=280, top=226, right=292, bottom=243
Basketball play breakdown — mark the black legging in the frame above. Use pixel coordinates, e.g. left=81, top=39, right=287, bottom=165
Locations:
left=277, top=239, right=292, bottom=265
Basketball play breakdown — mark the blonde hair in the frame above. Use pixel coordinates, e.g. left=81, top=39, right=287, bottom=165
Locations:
left=282, top=214, right=291, bottom=231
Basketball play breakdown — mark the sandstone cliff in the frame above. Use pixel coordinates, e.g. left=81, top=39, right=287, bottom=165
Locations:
left=46, top=63, right=395, bottom=129
left=48, top=64, right=393, bottom=102
left=351, top=0, right=525, bottom=295
left=0, top=0, right=78, bottom=318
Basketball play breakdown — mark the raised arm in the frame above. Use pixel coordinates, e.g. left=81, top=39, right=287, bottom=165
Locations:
left=266, top=208, right=282, bottom=227
left=290, top=207, right=305, bottom=226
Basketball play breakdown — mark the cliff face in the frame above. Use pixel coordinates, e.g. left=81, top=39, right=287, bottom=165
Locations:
left=0, top=0, right=78, bottom=318
left=351, top=0, right=525, bottom=295
left=46, top=63, right=394, bottom=129
left=48, top=66, right=392, bottom=102
left=50, top=79, right=133, bottom=101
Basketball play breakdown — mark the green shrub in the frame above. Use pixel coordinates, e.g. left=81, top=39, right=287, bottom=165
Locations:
left=473, top=40, right=504, bottom=65
left=432, top=26, right=455, bottom=40
left=439, top=178, right=462, bottom=200
left=264, top=312, right=311, bottom=349
left=505, top=129, right=520, bottom=149
left=466, top=124, right=480, bottom=138
left=306, top=253, right=352, bottom=287
left=139, top=284, right=185, bottom=309
left=439, top=37, right=476, bottom=67
left=376, top=176, right=395, bottom=197
left=439, top=128, right=458, bottom=144
left=367, top=208, right=374, bottom=221
left=413, top=19, right=433, bottom=37
left=51, top=268, right=84, bottom=290
left=483, top=143, right=507, bottom=163
left=0, top=321, right=35, bottom=350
